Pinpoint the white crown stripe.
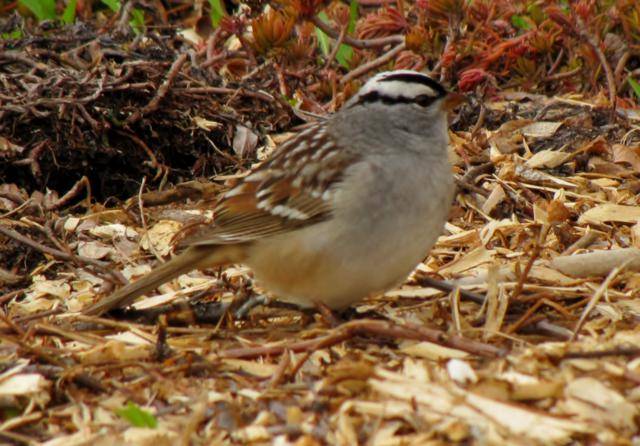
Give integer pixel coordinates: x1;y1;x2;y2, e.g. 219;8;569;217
343;70;447;109
361;80;437;100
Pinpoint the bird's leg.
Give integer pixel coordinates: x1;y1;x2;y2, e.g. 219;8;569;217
232;294;271;319
313;301;343;327
233;294;319;319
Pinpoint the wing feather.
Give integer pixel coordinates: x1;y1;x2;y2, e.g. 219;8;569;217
180;122;359;247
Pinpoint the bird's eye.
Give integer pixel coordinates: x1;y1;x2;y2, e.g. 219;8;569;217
414;95;434;107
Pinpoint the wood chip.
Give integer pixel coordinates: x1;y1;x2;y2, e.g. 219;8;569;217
578;204;640;225
551;248;640;277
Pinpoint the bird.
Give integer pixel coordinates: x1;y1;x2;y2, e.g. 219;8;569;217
83;70;460;316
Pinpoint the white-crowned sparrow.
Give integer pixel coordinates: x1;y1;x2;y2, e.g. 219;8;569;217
84;70;458;316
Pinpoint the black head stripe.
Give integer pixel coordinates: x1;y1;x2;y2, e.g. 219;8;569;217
379;73;448;98
350;91;438;108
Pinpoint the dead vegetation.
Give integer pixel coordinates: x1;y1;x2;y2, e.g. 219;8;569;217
1;1;640;444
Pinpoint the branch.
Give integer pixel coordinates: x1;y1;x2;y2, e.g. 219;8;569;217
311;16;404;49
125;53;188;125
219;319;506;359
574;16;617;115
0;224;125;286
414;275;486;305
340;43;406;84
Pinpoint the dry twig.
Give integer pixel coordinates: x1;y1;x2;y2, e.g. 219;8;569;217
340;43;406;84
310;16;404;49
220;319;505;359
125;53;188;125
571;260;629;341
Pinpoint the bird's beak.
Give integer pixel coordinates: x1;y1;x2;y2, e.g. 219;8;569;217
441;92;466;111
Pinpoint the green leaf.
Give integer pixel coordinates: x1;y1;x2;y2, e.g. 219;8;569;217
347;0;357;33
99;0;144;34
558;0;571;12
315;12;331;56
316;7;356;69
130;8;145;34
2;29;23;40
101;0;121;13
285;96;299;107
116;402;158;428
334;0;357;68
526;3;545;24
208;0;226;28
62;0;77;24
335;43;352;69
18;0;56;21
2;408;21;419
629;78;640;102
511;15;533;30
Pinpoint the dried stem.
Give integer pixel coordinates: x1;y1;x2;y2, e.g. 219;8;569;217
0;224;125;286
511;224;549;301
575;17;617;115
571;260;629;341
324;23;349;69
415;275;486;305
220;319;505;359
125;53;188;125
340;43;406;85
310;16;404;49
45;176;92;211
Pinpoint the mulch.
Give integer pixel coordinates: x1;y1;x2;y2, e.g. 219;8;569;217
1;4;640;445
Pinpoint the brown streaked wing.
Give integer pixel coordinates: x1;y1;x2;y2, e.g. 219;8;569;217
181;123;358;246
181;179;331;246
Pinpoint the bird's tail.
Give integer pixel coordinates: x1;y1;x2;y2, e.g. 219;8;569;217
82;245;226;316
